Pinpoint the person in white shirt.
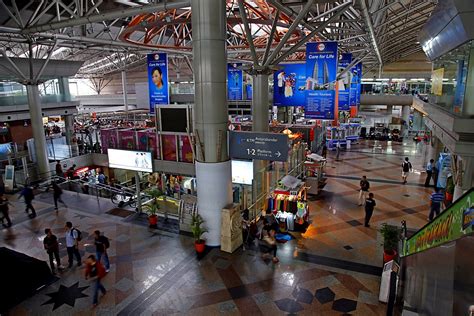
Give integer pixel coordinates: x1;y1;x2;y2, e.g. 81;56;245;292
277;71;285;95
65;221;82;268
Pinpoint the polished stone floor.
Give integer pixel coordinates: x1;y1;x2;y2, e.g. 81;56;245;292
0;139;435;315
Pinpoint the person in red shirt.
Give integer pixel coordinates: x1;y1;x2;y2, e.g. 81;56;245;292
85;254;107;307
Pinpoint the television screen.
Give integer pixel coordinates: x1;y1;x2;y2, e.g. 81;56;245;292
160;108;188;133
108;149;153;172
231;160;253;185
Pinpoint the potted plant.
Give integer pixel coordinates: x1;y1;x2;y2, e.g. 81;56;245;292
380;223;400;263
144;188;163;227
191;214;208;253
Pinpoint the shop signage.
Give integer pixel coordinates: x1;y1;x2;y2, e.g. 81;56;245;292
305;41;338;120
338;53;352;112
401;188;473;257
273;63;306;106
229;131;289;162
147;53;169;114
227;63;243;100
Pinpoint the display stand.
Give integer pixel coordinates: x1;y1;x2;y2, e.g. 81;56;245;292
304;153;327;196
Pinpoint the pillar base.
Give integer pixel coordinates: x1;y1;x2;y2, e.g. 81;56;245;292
195;160;232;246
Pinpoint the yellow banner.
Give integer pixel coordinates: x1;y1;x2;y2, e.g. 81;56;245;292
431;68;444;96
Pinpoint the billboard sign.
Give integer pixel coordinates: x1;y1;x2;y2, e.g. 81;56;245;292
229;131;289;162
227;63;243;100
338;53;352;111
273;63;306;106
147;53;169;113
108;149;153;173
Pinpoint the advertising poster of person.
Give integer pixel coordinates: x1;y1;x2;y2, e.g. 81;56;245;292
227;63;243;100
338;53;352;111
108;149;153;173
273;63;306;106
137;130;159;159
349;62;362;108
305;41;338;120
162;134;177;161
119;129;136;150
147;53;169;114
100;128;118;154
244;74;253;100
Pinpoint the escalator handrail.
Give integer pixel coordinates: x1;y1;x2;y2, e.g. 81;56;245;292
401;187;474;257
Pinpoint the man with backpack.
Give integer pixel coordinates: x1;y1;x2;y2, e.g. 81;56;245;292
93;230;110;272
401;157;412;184
65;221;82;268
19;185;36;217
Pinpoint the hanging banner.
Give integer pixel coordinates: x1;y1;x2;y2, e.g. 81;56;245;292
100;128;118;154
118;129;136;150
273;63;306;106
244;74;253;100
350;62;362;107
305;42;338;120
227;63;243;100
338;53;352;111
147;53;169;114
137;129;159;159
401;188;473;257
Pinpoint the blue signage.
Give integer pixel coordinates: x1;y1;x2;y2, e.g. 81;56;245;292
338;53;352;111
350;62;362;107
273;63;306;106
228;63;243;100
147;53;169;113
305;41;338;119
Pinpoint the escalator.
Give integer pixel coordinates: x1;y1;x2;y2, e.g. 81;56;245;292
399;188;474;316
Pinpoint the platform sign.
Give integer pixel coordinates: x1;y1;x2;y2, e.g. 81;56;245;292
228;63;243;100
305;41;338;120
338;53;352;111
273;63;306;106
147;53;169;114
229;131;289;162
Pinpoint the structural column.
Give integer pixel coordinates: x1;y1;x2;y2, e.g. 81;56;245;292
121;70;129;117
58;77;71;102
192;0;232;246
26;84;50;177
386;105;393;115
401;105;410;137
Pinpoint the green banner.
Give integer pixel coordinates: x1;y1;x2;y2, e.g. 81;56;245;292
401;188;473;257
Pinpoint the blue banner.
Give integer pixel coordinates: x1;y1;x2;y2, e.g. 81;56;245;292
244;74;252;100
228;63;243;100
349;62;362;107
147;53;169;113
273;63;306;106
305;42;338;119
338;53;352;111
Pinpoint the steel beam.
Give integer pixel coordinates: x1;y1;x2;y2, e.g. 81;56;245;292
237;0;260;66
359;0;382;65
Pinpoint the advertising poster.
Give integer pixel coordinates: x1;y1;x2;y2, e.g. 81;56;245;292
180;135;193;163
227;63;243;100
305;41;338;120
162;134;177;161
273;63;306;106
119;129;136;150
436;153;452;189
432;68;444;96
108;149;153;173
100;128;118;154
338;53;352;111
453;60;467;113
350;62;362;107
147;53;169;114
137;129;159;159
244;74;253;100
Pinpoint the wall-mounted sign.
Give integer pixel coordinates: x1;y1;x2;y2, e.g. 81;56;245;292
108;149;153;173
305;41;338;120
273;63;306;106
229;131;289;162
228;63;243;100
147;53;169;113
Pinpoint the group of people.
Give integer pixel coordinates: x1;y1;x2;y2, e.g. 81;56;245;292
43;222;110;307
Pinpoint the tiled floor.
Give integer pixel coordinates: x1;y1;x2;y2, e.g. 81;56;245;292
0;139;435;315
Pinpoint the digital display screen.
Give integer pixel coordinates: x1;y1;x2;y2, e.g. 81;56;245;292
231;160;253;185
108;149;153;172
160;108;188;133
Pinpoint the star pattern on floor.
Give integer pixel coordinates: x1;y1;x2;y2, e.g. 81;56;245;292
41;282;89;311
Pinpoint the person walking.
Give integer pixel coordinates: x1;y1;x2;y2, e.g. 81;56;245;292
0;193;12;227
93;230;110;273
19;185;36;217
55;161;63;178
262;226;279;263
65;221;82;268
52;182;67;214
425;159;434;187
358;176;370;206
401;157;412;184
364;193;376;227
43;228;62;273
429;188;444;221
85;254;107;307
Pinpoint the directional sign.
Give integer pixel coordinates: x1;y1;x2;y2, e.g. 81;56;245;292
229;131;289;162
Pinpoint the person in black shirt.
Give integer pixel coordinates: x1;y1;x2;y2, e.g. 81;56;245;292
94;230;110;272
44;228;62;273
52;182;67;213
364;193;376;227
19;185;36;217
358;176;370;206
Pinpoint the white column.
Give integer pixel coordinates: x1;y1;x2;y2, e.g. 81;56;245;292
401;105;410;137
121;70;129;118
26;85;50;177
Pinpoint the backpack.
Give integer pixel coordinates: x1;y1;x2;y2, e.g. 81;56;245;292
71;228;83;241
402;162;410;172
23;187;34;200
103;236;110;249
